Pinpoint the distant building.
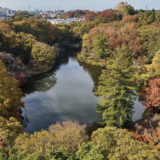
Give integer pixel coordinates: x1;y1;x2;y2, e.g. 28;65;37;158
31;10;42;16
6;9;15;17
0;7;6;17
0;7;15;18
54;10;65;15
47;17;85;25
40;10;65;19
48;19;67;24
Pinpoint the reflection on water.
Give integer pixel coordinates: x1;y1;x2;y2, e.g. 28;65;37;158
22;52;146;134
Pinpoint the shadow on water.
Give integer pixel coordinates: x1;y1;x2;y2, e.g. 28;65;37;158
21;51;146;134
21;52;70;94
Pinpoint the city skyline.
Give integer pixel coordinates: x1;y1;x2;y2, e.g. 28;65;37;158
0;0;160;11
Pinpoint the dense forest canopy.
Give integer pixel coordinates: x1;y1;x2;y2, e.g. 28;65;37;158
1;1;160;159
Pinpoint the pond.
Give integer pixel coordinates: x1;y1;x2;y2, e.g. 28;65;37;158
21;51;146;134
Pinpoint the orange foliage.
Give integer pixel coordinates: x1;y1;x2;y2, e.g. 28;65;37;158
0;141;4;147
26;18;39;26
140;76;160;108
48;22;60;42
65;10;88;18
100;10;115;19
85;11;97;21
0;23;11;32
122;15;136;23
86;22;144;56
129;131;148;143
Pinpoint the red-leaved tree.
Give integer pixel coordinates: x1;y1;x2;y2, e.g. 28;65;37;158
140;76;160;109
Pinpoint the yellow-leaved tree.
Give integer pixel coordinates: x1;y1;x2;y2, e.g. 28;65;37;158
146;50;160;76
0;59;23;120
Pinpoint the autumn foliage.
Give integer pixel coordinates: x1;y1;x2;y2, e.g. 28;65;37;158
1;2;160;159
140;76;160;109
0;59;23;120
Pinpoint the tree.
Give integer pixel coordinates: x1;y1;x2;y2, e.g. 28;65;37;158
14;121;87;158
0;117;23;147
64;10;86;19
93;32;111;60
123;5;135;15
0;116;23;160
140;76;160;109
146;50;160;76
71;21;96;38
138;25;160;59
120;23;144;58
45;148;76;160
0;149;8;160
14;130;51;158
133;114;160;147
31;41;57;68
115;2;135;15
0;59;23;120
136;11;156;27
0;24;36;63
99;10;116;22
76;142;104;160
14;11;33;18
12;19;59;44
80;21;145;62
111;136;160;160
82;34;92;56
156;11;160;22
122;15;136;23
76;127;160;160
96;46;137;127
48;121;87;153
115;2;129;11
85;11;97;21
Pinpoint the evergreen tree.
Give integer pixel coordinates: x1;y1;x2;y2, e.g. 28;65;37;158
76;127;160;160
93;33;111;60
96;46;137;127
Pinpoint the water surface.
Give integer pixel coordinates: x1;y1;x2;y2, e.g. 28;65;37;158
22;52;146;134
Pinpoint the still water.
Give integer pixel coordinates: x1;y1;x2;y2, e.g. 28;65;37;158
22;52;146;134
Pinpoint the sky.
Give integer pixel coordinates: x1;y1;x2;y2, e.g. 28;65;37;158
0;0;159;11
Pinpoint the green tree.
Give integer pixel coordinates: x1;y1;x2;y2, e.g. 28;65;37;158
13;121;87;158
146;50;160;76
96;46;136;127
0;117;23;147
0;149;8;160
48;121;87;153
115;2;135;15
0;24;36;63
93;33;111;60
71;21;96;38
123;5;135;15
15;11;33;18
156;11;160;21
139;25;160;59
31;42;57;68
0;117;23;160
45;148;76;160
76;142;104;160
82;34;92;56
76;127;160;160
136;11;156;27
150;50;160;74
